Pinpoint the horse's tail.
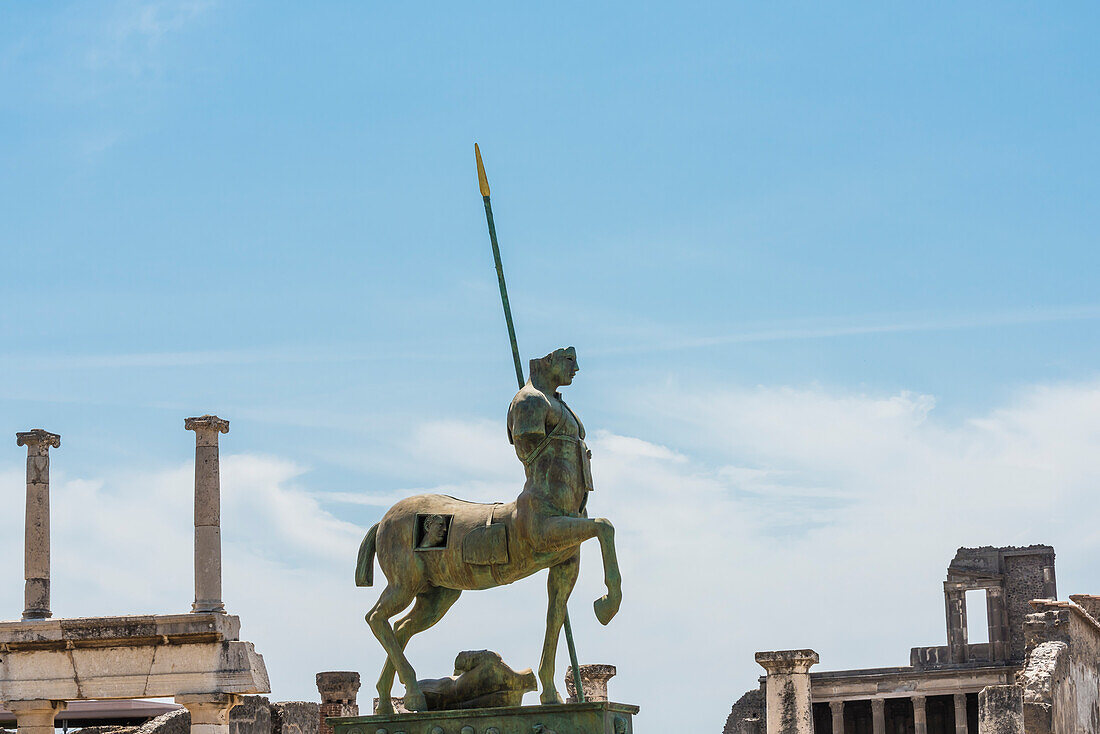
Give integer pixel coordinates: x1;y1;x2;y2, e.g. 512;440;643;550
355;522;379;587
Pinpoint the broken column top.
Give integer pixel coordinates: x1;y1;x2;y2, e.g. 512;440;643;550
185;416;230;433
755;650;820;673
16;430;60;450
316;671;361;703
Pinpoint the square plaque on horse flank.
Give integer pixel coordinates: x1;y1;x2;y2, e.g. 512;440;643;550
414;513;453;551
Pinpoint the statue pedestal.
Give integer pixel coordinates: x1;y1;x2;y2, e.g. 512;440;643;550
329;701;638;734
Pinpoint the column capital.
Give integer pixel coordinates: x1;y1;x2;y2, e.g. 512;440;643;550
16;430;60;454
829;700;844;712
755;649;819;674
912;694;927;705
175;693;240;725
870;698;885;712
186;415;229;438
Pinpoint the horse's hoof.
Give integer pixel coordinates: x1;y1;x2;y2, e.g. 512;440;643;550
594;594;620;625
540;689;564;705
404;691;428;712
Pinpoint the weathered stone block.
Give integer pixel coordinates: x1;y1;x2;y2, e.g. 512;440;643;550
271;702;318;734
978;685;1023;734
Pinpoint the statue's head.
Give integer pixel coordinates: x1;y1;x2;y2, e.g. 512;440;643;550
530;346;579;387
421;514;448;547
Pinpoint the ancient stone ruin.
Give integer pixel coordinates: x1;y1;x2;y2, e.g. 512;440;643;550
0;419;269;734
728;544;1100;734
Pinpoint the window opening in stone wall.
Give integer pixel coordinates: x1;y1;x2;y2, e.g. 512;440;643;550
966;589;989;644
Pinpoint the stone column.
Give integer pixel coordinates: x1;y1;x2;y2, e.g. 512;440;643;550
978;685;1023;734
565;664;617;703
317;671;360;734
186;415;229;614
829;700;845;734
945;585;969;664
755;650;818;734
987;587;1008;662
870;699;885;734
912;695;927;734
7;700;66;734
17;429;60;620
177;694;240;734
954;693;968;734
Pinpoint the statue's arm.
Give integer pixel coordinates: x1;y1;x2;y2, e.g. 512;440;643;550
509;394;549;461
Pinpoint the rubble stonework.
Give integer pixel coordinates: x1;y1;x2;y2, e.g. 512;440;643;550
130;699;318;734
722;687;764;734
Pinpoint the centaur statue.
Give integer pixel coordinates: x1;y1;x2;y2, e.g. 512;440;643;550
356;346;622;713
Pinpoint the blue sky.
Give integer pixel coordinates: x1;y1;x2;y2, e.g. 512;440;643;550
2;3;1099;731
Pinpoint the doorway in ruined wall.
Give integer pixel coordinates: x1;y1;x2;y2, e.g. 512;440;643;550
966;589;990;654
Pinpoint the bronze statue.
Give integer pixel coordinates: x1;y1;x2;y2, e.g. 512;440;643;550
356;347;622;713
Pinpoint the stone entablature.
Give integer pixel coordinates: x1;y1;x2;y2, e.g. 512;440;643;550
0;612;268;701
809;663;1018;702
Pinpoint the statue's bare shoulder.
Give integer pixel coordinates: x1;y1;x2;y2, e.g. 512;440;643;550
508;385;553;445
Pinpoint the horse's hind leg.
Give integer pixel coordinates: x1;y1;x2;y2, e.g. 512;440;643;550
366;583;423;712
539;553;580;704
375;586;462;713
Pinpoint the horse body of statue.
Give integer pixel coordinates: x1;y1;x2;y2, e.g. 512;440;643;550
357;347;622;713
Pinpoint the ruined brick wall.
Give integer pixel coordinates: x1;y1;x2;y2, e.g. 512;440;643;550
723;685;765;734
1020;602;1100;734
1004;553;1050;661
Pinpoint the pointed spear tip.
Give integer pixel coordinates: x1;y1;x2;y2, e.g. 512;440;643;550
475;143;490;197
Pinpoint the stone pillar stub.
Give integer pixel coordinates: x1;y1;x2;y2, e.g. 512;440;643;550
871;699;885;734
565;663;616;703
913;694;928;734
17;429;60;621
954;693;969;734
987;587;1008;663
177;693;241;734
755;650;818;734
945;585;969;664
317;671;360;734
978;685;1023;734
829;700;845;734
186;415;229;614
7;700;67;734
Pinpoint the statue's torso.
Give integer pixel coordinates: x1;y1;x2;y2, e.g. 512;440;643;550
508;387;592;520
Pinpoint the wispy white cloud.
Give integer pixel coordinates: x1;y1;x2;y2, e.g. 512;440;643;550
593;303;1100;355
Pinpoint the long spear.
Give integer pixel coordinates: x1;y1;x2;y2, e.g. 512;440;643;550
475;143;586;704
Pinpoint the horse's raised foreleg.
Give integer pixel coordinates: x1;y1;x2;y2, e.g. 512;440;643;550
375;586;462;713
539;554;580;704
366;583;425;712
538;515;622;625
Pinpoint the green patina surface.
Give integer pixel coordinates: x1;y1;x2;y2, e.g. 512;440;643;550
329;701;638;734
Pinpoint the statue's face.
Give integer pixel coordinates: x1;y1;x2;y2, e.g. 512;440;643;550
552;347;579;386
